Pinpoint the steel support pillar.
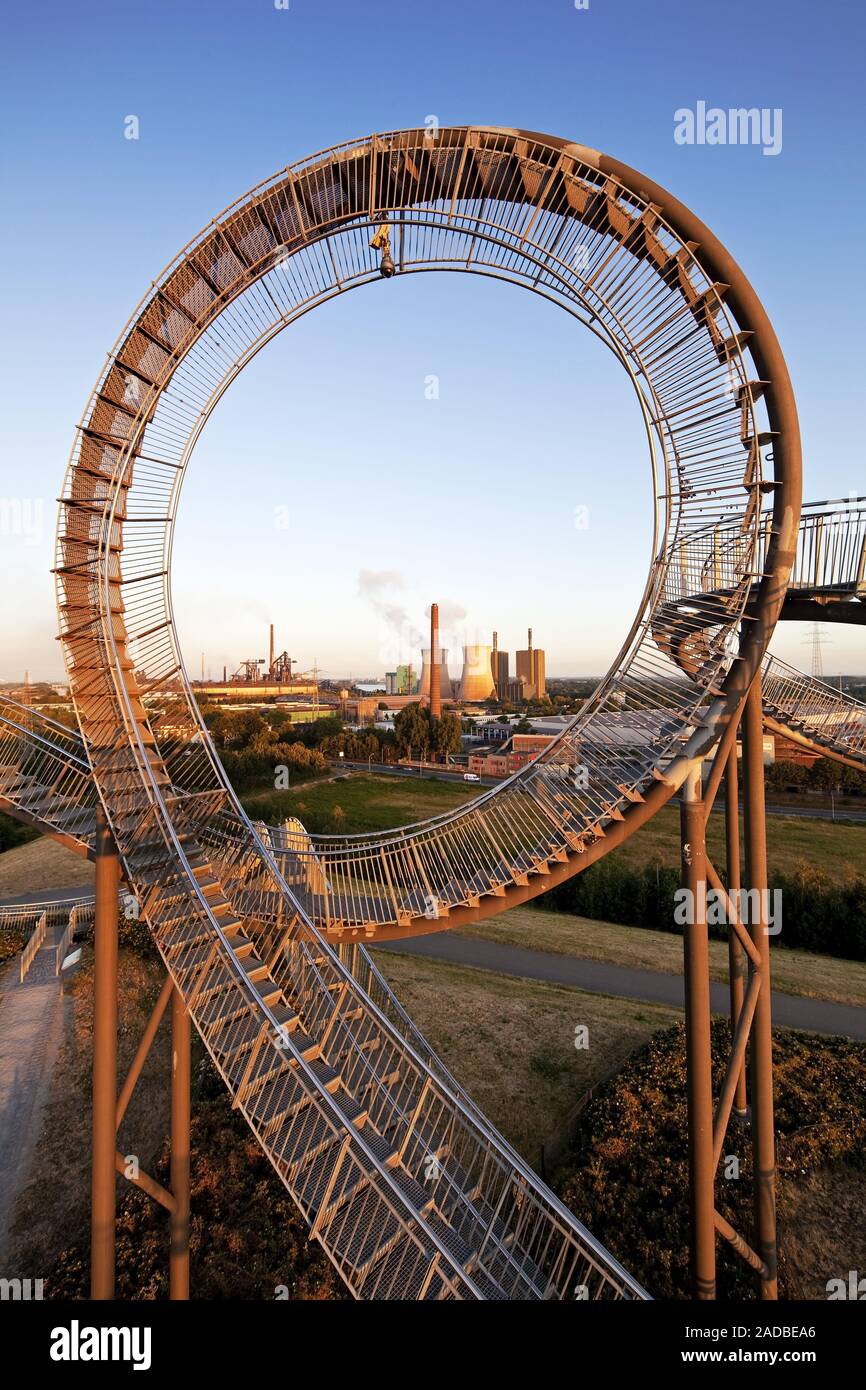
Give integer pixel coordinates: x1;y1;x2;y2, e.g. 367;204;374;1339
680;762;716;1300
91;805;120;1300
741;675;778;1299
725;745;748;1119
170;988;191;1300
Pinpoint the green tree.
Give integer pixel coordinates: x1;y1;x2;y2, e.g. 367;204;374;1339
431;711;462;759
394;702;431;758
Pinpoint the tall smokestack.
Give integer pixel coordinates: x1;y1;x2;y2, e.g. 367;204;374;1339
528;627;533;656
269;624;275;675
429;602;441;720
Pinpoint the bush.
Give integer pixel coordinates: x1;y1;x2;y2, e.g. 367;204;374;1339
0;811;39;853
0;921;28;962
554;1020;866;1299
539;858;866;960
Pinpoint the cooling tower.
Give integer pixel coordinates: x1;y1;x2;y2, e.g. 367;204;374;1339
458;645;495;702
417;648;451;700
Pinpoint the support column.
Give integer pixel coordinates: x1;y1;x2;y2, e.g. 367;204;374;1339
170;988;191;1300
725;744;748;1119
680;762;716;1300
741;674;778;1300
91;805;120;1300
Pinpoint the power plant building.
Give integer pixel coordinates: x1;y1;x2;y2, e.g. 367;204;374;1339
515;628;546;699
490;631;509;699
385;668;415;695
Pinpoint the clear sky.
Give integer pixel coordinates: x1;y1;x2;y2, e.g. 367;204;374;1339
1;0;863;682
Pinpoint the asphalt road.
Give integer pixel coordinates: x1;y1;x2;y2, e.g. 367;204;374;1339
4;884;863;1041
338;761;499;787
0;885;93;908
375;932;866;1040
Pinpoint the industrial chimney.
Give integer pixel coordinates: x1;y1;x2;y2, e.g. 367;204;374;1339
429;603;442;720
418;647;451;702
269;624;275;676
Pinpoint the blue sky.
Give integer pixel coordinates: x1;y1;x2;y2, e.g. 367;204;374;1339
1;0;863;680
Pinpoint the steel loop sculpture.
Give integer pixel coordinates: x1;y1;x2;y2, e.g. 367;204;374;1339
1;129;862;1301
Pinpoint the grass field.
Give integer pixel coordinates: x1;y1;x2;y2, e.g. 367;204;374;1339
458;905;866;1007
0;837;94;897
245;774;864;875
241;771;480;834
608;803;866;883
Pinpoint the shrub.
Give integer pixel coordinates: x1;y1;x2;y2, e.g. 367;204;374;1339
539;858;866;960
554;1020;866;1299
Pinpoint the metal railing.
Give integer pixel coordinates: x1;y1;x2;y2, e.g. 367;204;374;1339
672;495;866;601
55;899;94;973
762;656;866;761
19;910;47;982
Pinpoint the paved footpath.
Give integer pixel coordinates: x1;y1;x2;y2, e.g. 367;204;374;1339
376;932;866;1040
0;925;68;1266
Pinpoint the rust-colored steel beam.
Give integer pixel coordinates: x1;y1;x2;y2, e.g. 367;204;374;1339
725;746;748;1119
115;972;174;1129
714;1210;768;1278
170;988;191;1300
91;804;120;1300
742;674;778;1300
114;1152;175;1213
713;970;761;1169
680;763;716;1300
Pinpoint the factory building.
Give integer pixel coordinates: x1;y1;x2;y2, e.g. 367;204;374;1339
515;628;546;699
490;631;509;700
385;665;415;696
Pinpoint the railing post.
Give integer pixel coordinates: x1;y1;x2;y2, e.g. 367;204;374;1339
170;987;191;1300
741;673;778;1300
680;761;715;1300
725;745;748;1119
91;805;120;1299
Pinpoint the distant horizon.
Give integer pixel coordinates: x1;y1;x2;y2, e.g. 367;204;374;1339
5;667;866;688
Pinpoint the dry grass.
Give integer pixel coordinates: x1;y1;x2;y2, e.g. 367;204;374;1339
610;804;865;883
371;950;679;1161
0;837;93;898
778;1164;866;1299
459;906;866;1008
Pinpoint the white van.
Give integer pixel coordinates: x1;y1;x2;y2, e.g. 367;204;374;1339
463;771;480;782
